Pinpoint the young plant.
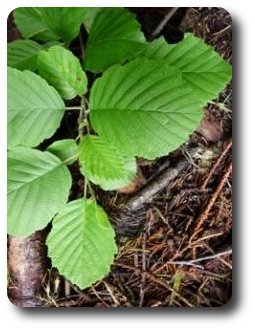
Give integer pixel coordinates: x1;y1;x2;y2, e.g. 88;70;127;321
7;7;232;289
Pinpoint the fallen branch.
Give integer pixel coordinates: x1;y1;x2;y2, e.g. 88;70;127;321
8;231;47;307
112;146;201;237
125;146;201;212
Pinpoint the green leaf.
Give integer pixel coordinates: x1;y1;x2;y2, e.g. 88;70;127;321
83;8;103;31
90;59;202;159
8;67;65;148
46;198;117;289
8;147;72;236
13;8;59;42
42;40;64;48
37;45;88;100
84;8;146;72
7;39;42;71
39;7;88;43
14;7;87;43
79;135;136;190
47;139;78;165
141;33;232;103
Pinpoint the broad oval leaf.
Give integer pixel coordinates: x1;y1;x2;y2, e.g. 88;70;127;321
8;67;65;148
141;33;232;103
79;135;136;190
8;147;72;236
46;198;117;289
84;8;146;72
7;39;42;71
47;139;78;165
13;8;59;42
90;59;203;159
39;7;87;43
14;7;87;43
83;8;103;31
38;45;88;100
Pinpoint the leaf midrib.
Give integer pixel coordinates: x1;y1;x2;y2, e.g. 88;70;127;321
8;161;63;195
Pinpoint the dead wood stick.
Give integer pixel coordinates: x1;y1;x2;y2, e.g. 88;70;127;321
8;231;47;307
112;146;201;237
190;161;232;242
125;147;201;212
151;7;179;38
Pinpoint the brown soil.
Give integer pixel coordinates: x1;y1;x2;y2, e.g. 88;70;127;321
7;7;232;307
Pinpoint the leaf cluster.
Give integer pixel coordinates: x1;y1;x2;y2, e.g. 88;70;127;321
7;7;232;289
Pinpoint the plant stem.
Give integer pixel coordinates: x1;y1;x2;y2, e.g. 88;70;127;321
78;96;88;138
82;96;90;135
62;153;79;165
65;106;82;111
78;96;95;200
87;180;96;201
84;176;88;199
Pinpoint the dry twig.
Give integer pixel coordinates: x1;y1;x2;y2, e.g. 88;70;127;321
190;161;232;242
165;248;232;269
114;262;194;307
202;139;232;189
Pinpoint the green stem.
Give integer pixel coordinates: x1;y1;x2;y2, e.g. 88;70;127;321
84;176;88;199
87;181;96;201
82;96;90;135
77;96;94;200
62;153;79;165
78;96;87;138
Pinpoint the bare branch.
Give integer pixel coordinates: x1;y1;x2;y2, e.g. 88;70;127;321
112;146;202;237
125;146;201;212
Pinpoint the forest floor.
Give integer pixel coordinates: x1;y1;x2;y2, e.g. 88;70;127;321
7;7;232;307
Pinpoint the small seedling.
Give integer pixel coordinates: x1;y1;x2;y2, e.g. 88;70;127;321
7;7;232;289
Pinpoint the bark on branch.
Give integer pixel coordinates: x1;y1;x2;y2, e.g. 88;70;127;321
8;231;47;307
112;146;201;237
